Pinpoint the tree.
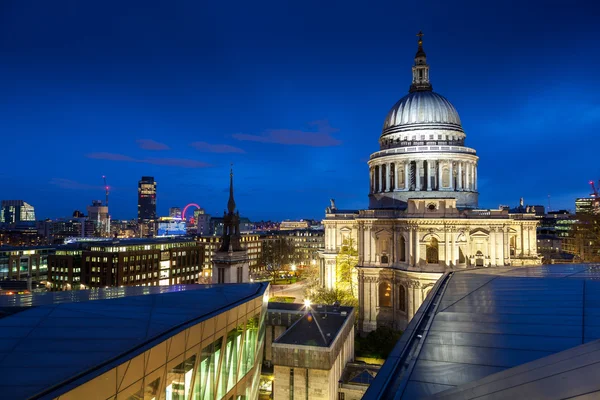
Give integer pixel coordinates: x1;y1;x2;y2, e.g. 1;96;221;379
336;237;359;298
261;237;295;281
311;287;358;308
571;214;600;262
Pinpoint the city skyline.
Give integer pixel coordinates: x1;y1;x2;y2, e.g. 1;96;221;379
1;0;599;221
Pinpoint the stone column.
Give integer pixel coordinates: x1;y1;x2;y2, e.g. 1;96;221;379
404;161;410;191
445;226;450;267
379;165;383;193
424;160;431;191
490;228;496;266
474;164;478;191
365;226;371;264
438;160;443;191
391;227;396;264
449;161;454;191
503;227;509;265
415;161;422;191
467;162;472;191
407;226;413;265
527;226;532;256
458;162;463;191
385;163;391;192
394;165;399;191
523;225;529;257
520;225;524;257
450;230;456;267
414;228;420;267
358;225;364;264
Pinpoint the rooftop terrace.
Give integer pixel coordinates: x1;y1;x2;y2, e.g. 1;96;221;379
364;264;600;400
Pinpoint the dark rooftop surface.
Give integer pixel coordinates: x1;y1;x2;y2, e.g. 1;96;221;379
60;236;196;249
275;304;353;347
0;283;268;399
341;362;381;386
363;264;600;400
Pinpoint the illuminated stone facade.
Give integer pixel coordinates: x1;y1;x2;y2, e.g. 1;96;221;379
319;34;540;333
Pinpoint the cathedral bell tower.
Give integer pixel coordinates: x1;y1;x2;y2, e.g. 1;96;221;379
211;168;250;284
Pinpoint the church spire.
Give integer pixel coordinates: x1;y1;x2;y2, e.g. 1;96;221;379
227;165;236;214
409;31;433;93
218;165;243;253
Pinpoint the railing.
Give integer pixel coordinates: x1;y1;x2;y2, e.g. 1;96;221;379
370;145;477;160
358;209;404;218
380;140;465;149
362;271;454;400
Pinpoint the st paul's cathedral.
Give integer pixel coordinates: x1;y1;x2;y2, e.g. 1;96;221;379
319;33;541;333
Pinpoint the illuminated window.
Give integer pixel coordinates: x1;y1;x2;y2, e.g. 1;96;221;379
379;282;392;307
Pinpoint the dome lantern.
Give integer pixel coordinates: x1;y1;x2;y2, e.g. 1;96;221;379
410;31;432;93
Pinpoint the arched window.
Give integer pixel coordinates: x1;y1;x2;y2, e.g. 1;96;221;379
379;282;392;308
426;237;439;264
398;285;406;312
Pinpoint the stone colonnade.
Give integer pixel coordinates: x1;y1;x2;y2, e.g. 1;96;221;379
370;159;478;193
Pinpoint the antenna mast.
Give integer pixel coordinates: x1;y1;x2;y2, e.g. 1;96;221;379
102;176;109;207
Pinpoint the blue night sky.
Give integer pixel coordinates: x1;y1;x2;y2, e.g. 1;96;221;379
1;0;599;221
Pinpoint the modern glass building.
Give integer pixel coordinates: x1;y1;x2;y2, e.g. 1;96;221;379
138;176;157;223
0;282;269;399
0;200;36;223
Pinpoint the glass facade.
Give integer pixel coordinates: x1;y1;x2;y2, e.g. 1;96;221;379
56;289;268;400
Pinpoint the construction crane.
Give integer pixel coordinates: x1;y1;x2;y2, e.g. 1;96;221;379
102;175;109;207
590;180;599;198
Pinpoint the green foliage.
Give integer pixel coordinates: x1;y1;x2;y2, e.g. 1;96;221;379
355;327;403;359
336;237;359;299
310;287;358;308
268;296;295;303
272;278;297;285
261;238;295;281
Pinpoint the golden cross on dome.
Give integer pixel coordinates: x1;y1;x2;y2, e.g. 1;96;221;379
417;30;424;45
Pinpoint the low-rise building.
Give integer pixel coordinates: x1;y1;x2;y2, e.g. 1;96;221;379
48;237;203;290
271;303;355;400
210;216;254;236
0;245;53;283
260;229;324;268
196;234;262;281
280;220;309;230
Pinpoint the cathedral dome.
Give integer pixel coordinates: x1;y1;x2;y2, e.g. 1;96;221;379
382;91;462;132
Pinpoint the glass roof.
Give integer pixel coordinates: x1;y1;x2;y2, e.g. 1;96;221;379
0;283;268;399
364;264;600;400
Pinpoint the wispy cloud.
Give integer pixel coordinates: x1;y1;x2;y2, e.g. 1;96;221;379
191;141;245;153
49;178;103;190
136;139;170;151
144;158;211;168
86;152;211;168
232;120;342;147
88;152;136;162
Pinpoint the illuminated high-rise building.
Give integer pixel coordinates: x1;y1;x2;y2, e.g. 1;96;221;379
137;176;157;223
0;200;36;224
169;207;181;219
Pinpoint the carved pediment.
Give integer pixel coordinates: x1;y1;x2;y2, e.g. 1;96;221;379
470;228;490;237
374;228;392;238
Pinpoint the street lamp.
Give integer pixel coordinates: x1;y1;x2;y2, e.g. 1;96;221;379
304;298;311;309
